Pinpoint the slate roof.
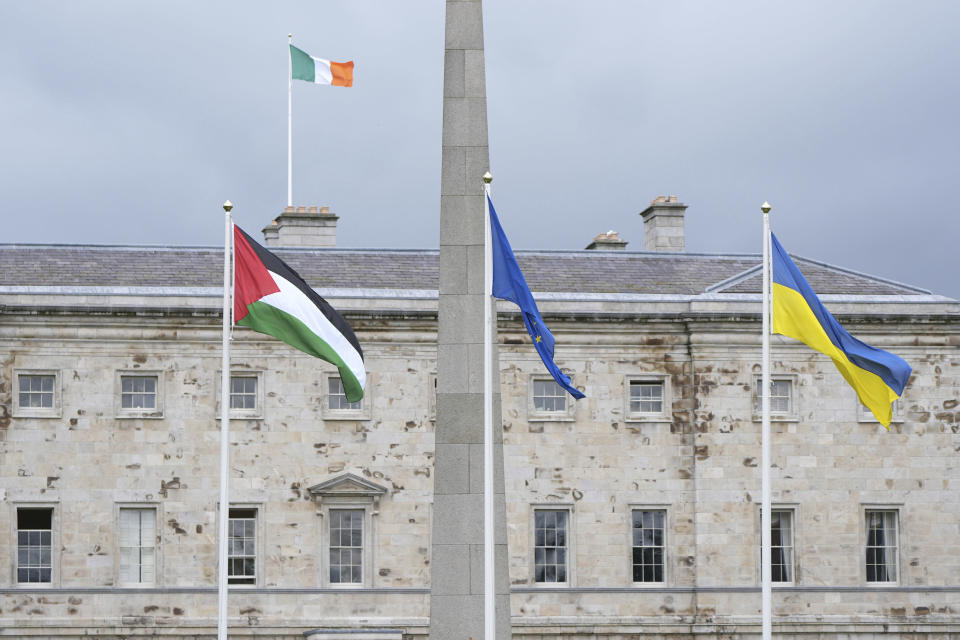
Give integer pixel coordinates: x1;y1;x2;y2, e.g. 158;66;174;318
0;244;930;296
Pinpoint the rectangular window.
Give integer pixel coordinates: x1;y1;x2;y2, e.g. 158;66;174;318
534;509;568;583
19;375;55;409
328;376;361;411
117;371;163;418
629;380;663;414
866;510;898;583
228;508;257;585
119;508;156;585
230;375;258;410
771;509;794;583
631;509;665;583
533;379;566;413
753;376;797;419
121;375;157;410
754;378;792;414
768;379;792;414
13;370;61;418
17;508;53;584
329;509;364;584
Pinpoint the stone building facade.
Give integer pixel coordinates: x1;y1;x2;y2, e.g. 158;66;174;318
1;202;959;638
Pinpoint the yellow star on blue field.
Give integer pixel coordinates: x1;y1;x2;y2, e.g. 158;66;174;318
535;335;542;343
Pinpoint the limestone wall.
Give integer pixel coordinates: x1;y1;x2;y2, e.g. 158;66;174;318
1;304;958;638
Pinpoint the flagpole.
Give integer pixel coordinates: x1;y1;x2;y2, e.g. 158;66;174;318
760;200;772;640
482;171;495;640
287;34;293;208
217;200;234;640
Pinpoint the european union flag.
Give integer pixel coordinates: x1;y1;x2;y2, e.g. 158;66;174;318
488;195;585;400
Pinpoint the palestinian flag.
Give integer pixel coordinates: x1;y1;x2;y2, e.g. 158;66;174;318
233;225;365;401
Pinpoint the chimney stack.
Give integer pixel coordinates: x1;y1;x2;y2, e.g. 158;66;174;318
262;205;338;248
639;195;687;252
585;230;628;250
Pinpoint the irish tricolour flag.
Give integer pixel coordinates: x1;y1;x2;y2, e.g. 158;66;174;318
233;226;365;401
290;44;354;87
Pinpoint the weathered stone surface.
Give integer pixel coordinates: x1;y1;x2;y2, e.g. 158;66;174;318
0;272;958;639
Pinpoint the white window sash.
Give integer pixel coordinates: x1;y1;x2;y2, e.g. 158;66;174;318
119;508;156;585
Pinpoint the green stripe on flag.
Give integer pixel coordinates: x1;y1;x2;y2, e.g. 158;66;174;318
238;300;364;401
290;45;315;83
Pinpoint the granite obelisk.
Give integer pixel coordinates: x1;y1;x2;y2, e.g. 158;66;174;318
430;0;510;637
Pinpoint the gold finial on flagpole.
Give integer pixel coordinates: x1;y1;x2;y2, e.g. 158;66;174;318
223;200;233;213
761;201;771;214
482;171;493;184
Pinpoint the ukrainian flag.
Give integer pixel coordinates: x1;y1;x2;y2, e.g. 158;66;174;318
771;233;911;427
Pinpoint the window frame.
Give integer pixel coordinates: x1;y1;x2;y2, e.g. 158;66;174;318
629;506;669;586
115;371;164;419
216;370;265;420
755;504;800;586
531;504;574;587
756;505;798;585
12;502;59;587
528;376;576;422
115;503;160;587
308;473;387;589
863;506;901;585
752;374;798;422
12;370;61;419
321;373;371;421
770;508;797;585
858;398;904;424
226;504;264;588
327;508;367;587
624;375;671;423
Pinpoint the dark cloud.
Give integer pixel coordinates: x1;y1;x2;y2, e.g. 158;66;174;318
2;1;957;297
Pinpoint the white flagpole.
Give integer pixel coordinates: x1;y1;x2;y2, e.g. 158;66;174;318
482;171;495;639
287;34;293;208
217;200;234;640
760;201;772;640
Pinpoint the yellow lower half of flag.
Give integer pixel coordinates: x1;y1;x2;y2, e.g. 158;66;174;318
772;282;900;427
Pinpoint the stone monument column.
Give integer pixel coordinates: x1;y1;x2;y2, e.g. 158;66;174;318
430;0;510;638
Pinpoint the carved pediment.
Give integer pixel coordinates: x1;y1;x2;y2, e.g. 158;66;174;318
307;473;388;499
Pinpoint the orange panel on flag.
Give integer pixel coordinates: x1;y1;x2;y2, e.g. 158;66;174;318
330;61;354;87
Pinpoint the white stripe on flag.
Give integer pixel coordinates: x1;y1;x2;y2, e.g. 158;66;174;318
261;271;366;387
312;56;333;85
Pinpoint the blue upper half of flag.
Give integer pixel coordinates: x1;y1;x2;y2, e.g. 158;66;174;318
488;195;585;400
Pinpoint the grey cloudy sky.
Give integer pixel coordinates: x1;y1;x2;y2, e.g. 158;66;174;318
2;2;958;298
